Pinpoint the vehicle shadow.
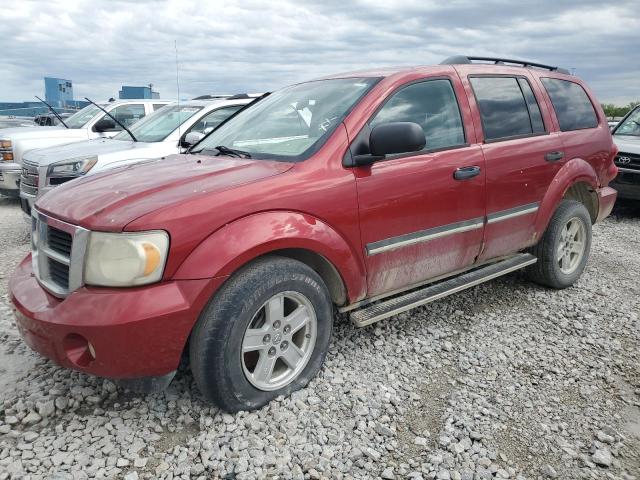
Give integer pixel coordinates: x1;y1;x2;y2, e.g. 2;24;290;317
611;199;640;218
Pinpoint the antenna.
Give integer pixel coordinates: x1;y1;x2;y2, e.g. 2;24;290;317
175;40;182;147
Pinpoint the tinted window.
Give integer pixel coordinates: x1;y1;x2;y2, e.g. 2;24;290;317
97;104;146;131
190;106;243;135
517;78;545;133
370;79;465;150
471;77;533;140
541;78;598;131
153;103;167;111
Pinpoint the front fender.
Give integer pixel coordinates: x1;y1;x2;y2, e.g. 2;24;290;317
173;211;367;303
535;157;598;235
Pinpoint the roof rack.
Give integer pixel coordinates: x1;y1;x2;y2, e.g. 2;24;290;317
441;55;571;75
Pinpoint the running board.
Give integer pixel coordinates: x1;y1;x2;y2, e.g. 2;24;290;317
350;253;537;327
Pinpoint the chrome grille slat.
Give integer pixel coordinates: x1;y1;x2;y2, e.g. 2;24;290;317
21;160;40;197
31;210;89;298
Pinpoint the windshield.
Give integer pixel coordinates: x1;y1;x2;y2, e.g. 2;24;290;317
64;105;104;129
614;107;640;137
194;77;380;161
114;104;203;142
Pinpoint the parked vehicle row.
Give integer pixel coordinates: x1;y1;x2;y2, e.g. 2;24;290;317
8;55;618;412
0;99;168;198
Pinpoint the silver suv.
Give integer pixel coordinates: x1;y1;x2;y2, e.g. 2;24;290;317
0;99;168;198
611;105;640;200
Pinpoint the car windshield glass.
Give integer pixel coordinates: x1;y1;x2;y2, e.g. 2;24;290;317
194;78;380;161
114;105;203;142
614;107;640;137
64;105;104;129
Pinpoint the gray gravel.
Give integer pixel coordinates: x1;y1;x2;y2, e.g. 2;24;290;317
0;195;639;480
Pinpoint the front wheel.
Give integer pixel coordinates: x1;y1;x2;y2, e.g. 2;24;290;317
190;256;333;412
526;199;592;289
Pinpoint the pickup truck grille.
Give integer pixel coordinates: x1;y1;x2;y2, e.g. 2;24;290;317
20;160;39;196
615;152;640;171
32;210;89;298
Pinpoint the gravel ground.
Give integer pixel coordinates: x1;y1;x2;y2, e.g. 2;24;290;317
0;195;639;480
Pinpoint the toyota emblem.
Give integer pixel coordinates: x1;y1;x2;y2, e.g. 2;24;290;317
618;156;632;165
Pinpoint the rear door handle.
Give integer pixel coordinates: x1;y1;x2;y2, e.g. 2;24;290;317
453;165;481;180
545;151;564;162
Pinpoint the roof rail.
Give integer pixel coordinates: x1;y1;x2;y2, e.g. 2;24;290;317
441;55;571;75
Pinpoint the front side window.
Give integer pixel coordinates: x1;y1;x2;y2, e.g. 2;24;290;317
114;104;204;142
370;79;465;151
153;103;168;111
64;105;104;129
613;107;640;137
471;77;538;141
189;106;243;135
541;78;598;131
194;78;380;161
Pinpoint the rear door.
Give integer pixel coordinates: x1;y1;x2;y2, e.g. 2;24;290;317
461;73;564;261
352;76;486;296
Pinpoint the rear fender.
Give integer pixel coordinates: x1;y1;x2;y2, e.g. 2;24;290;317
173;211;367;303
535;157;598;236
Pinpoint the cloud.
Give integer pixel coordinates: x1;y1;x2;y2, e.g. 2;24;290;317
0;0;638;104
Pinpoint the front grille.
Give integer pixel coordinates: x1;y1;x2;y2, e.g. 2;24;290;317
32;210;89;298
615;152;640;171
20;160;39;196
47;226;72;257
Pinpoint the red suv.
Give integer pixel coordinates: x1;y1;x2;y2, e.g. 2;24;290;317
10;56;618;412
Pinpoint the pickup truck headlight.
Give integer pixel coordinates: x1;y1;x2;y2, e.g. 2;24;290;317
0;139;12;161
48;156;98;178
84;231;169;287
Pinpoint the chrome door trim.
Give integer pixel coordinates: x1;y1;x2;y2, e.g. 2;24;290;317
486;202;539;224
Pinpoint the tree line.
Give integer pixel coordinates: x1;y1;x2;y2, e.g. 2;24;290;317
601;101;639;118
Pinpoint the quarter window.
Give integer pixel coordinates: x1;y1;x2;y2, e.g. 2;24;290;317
541;78;598;131
370;79;465;151
470;77;543;141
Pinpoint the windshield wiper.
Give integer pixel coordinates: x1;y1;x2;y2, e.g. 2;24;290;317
211;145;252;158
84;97;138;142
35;96;69;128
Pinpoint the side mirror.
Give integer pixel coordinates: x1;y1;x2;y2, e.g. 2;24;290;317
182;131;205;148
93;118;117;132
351;122;426;166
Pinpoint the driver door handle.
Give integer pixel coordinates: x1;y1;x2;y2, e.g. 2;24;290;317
545;151;565;162
453;165;481;180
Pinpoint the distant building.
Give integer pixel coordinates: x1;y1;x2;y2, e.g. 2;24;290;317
44;77;74;108
119;85;160;99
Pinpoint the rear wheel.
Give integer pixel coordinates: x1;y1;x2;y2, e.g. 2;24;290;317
190;256;333;412
526;200;592;289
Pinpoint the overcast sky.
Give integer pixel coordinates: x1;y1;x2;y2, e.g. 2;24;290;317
1;0;638;105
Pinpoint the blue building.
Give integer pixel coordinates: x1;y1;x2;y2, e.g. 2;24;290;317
44;77;74;108
119;85;160;99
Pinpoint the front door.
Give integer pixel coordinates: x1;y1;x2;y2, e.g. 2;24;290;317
352;78;486;297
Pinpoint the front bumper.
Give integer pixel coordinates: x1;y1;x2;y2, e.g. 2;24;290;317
10;255;224;379
609;169;640;201
0;163;20;197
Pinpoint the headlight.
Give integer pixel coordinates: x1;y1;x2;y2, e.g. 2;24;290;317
48;156;98;178
0;139;12;161
84;231;169;287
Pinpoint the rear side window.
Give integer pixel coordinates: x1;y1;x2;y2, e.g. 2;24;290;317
370;79;465;151
541;78;598;131
470;77;545;141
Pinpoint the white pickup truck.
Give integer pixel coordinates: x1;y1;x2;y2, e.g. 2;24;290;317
19;96;257;214
0;99;168;198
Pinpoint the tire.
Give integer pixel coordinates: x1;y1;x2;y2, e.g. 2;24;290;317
526;199;592;289
190;256;333;412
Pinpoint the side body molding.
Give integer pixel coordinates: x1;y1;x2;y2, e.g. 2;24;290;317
173;211;368;303
534;157;599;236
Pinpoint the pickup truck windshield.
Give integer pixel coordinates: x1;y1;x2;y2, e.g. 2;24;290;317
114;105;203;143
614;107;640;137
194;78;379;161
64;105;105;129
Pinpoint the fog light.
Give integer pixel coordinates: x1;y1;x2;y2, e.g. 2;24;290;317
63;334;96;367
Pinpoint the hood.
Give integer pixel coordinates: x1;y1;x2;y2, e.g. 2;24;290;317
36;154;294;230
0;125;86;141
23;138;162;167
613;135;640;153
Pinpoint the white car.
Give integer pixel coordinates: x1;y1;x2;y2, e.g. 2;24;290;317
0;99;169;198
19;96;257;214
